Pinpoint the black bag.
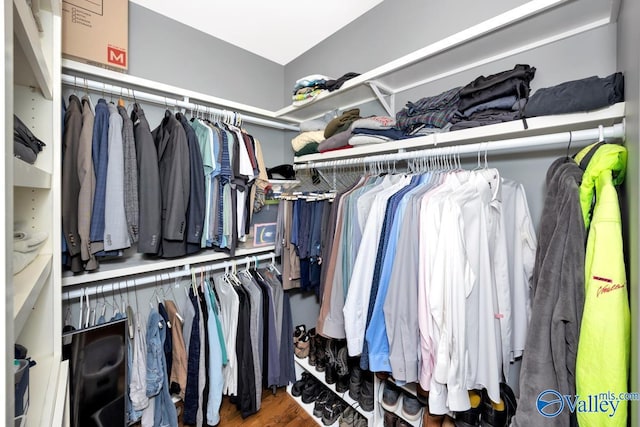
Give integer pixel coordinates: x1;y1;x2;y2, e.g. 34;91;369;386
14;114;46;164
458;64;536;112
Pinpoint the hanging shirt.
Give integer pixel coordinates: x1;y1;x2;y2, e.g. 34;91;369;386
344;175;411;356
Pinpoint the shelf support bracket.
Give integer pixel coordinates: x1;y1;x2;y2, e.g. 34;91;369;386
366;81;395;116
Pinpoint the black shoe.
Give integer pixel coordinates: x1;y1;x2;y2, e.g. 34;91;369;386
358;371;374;412
322;398;348;426
336;374;350;393
454;402;481;427
291;372;312;397
348;363;363;401
480;383;517;427
302;378;324;404
313;389;334;418
315;335;327;372
325;361;337;385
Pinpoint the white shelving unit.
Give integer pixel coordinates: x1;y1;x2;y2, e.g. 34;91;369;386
291;356;374;425
4;1;65;426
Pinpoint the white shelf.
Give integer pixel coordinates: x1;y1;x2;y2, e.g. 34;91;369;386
61;59;299;132
24;353;62;427
276;0;617;122
13;0;53;99
61;244;276;286
294;356;374;423
286;384;325;427
294;102;626;163
13;254;52;337
13;158;52;189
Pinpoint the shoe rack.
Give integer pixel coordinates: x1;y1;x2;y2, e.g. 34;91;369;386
290;356;374;426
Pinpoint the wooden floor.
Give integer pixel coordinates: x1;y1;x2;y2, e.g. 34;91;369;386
217;388;318;427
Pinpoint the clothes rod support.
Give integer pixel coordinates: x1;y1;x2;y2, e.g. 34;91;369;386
294;123;625;170
61;252;277;301
61;74;300;132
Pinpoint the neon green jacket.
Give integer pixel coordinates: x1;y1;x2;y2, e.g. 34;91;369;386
575;143;629;427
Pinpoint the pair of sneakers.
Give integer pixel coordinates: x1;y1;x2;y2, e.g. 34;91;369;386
381;381;424;421
312;388;349;426
339;406;368;427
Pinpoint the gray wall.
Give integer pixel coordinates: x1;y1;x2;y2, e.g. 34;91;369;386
284;0;529;105
128;3;284;112
617;0;640;425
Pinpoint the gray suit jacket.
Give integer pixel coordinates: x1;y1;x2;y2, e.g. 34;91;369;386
119;105;139;244
152;110;190;258
131;103;161;254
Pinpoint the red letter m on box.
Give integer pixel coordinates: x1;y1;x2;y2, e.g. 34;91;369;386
107;46;127;67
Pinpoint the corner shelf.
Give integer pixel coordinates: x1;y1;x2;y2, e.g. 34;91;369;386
13;0;53;99
294;356;374;424
13;158;52;189
275;0;617;122
13;254;53;337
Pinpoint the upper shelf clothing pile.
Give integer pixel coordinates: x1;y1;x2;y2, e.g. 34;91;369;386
290;66;625;156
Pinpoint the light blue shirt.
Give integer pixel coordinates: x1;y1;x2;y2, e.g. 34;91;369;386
366;173;432;373
203;282;223;425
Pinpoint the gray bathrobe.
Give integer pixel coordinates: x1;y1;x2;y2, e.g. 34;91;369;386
512;158;585;427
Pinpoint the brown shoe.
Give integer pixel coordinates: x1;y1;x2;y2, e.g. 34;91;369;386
294;333;310;358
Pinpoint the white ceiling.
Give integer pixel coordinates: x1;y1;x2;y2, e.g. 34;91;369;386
130;0;384;65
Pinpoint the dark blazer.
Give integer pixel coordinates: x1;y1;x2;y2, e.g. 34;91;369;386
131;103;162;254
176;113;205;255
152;110;190;258
61;95;83;271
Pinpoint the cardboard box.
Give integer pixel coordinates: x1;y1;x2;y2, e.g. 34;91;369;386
62;0;128;71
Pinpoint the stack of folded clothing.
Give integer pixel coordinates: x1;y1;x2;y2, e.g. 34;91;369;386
324;108;361;138
349;116;409;145
14;114;46;164
324;72;360;92
452;64;536;130
396;87;462;135
523;72;624;117
292;74;332;106
292;130;325;156
13;230;49;274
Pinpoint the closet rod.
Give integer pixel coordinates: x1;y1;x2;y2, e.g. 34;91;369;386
293;122;625;170
61;74;301;132
61;252;277;301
